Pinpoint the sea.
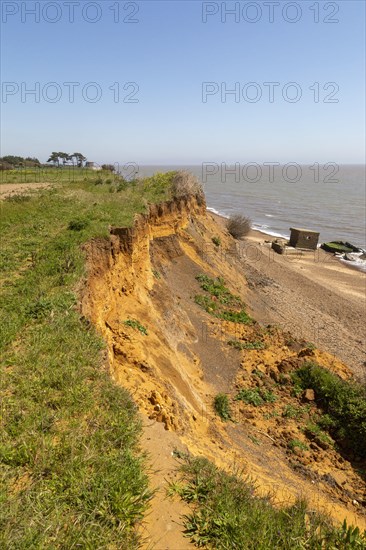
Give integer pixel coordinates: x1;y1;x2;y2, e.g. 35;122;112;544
129;164;366;271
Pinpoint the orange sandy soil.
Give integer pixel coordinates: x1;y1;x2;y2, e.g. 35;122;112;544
82;201;366;548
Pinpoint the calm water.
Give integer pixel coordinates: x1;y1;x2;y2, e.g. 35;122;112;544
137;164;366;251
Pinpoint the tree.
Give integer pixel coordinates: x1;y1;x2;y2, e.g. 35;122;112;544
102;164;115;172
59;152;71;167
47;152;60;167
25;157;41;165
71;153;86;168
2;155;24;166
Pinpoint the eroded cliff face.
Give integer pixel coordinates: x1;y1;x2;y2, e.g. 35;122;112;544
81;195;366;531
81;194;210;432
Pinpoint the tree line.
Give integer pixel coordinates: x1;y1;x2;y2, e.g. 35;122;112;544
0;153;115;172
0;156;41;170
47;152;87;168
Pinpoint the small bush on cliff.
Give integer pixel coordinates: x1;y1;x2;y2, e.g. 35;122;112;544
226;214;252;239
214;393;232;421
171;171;204;200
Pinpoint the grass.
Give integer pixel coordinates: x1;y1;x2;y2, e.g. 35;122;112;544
0;171;178;547
227;339;265;350
123;319;148;336
195;275;242;307
292;362;366;458
304;423;334;449
282;404;307;419
194;274;253;325
1;166;111;185
235;388;277;406
171;456;366;549
288;439;309;453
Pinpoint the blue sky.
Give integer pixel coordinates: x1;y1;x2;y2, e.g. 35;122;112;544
1;0;365;164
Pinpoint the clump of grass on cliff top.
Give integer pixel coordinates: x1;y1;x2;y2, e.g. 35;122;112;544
0;171;183;547
292;362;366;459
172;456;366;549
194;274;253;325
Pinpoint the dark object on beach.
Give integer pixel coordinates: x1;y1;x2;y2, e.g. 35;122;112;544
289;227;320;250
226;214;252;239
321;241;361;254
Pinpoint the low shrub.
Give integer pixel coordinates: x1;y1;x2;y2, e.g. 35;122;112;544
292;362;366;457
226;214;252;239
214;393;232;421
68;218;89;231
171;170;204;199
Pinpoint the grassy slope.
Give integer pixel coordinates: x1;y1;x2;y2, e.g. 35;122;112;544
173;456;366;549
0;171;175;548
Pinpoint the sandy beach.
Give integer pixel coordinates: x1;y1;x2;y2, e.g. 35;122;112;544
210;212;366;379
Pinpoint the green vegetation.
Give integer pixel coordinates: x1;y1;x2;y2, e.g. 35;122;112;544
194;274;253;325
282;404;307;419
292;362;366;457
172;456;366;549
212;236;221;247
67;218;90;231
304;423;334;448
304;342;316;350
1;166;100;185
196;275;241;306
0;171;180;547
47;152;86;168
214;394;232;422
288;439;309;453
220;310;252;323
235;388;277;406
123;319;148;336
0;155;41;170
227;339;265;350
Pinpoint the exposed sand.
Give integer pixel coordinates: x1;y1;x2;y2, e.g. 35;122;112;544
0;182;53;199
211;212;366;379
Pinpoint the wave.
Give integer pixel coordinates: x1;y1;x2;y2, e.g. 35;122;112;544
206;206;229;219
337;253;366;273
253;226;290;239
